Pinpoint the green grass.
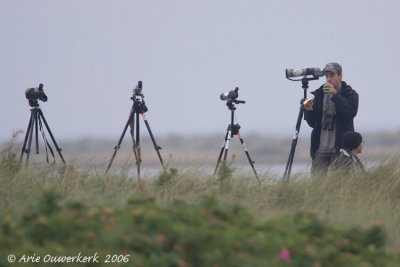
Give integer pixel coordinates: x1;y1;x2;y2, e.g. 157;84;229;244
2;137;400;266
3;162;400;247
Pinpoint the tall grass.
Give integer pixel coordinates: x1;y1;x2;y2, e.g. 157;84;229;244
2;138;400;252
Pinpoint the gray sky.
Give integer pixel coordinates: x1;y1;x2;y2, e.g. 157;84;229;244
1;0;399;141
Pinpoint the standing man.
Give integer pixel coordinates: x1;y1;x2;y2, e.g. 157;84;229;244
303;62;359;175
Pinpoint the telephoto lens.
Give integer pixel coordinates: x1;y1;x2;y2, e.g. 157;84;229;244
285;68;324;78
220;87;239;101
134;81;143;95
25;84;47;102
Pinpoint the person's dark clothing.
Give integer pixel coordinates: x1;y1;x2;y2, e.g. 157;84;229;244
305;81;359;160
311;150;336;174
332;149;366;173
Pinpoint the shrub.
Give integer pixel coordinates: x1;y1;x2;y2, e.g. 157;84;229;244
157;168;178;186
0;191;399;266
0;131;22;177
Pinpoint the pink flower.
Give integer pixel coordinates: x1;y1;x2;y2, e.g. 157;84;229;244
101;216;107;223
156;234;166;244
280;249;291;261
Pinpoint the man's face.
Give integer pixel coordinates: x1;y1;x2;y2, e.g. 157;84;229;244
325;71;342;89
354;142;363;154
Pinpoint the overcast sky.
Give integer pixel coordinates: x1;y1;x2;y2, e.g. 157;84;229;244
1;0;399;141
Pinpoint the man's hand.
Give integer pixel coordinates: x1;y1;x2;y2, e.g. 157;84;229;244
303;98;314;111
323;82;337;95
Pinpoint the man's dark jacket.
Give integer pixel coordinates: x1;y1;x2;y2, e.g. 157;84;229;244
304;81;358;159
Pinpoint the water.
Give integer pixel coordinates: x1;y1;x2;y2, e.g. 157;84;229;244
114;162;312;180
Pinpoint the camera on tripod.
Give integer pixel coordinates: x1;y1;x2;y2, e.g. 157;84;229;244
220;87;245;110
214;86;260;185
219;87;246;110
283;66;324;180
131;81;148;113
106;80;165;177
25;84;47;107
20;83;66;165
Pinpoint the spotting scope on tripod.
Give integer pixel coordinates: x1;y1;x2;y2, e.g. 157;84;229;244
106;81;165;180
19;84;66;166
214;87;261;186
282;68;324;180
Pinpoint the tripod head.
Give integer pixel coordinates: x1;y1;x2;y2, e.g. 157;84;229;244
225;99;245;136
131;81;148;113
28;100;40;108
300;76;319;91
287;75;321;101
226;99;245;111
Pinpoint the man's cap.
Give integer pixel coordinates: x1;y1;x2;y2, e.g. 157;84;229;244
323;62;342;75
342;131;362;150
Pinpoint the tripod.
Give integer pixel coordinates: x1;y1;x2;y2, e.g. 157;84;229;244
213;99;261;186
283;77;318;180
19;101;66;166
105;82;165;180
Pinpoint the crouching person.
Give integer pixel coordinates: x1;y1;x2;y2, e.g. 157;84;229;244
332;131;366;173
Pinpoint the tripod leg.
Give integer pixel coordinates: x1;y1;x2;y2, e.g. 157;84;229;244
38;110;66;164
237;132;261;186
25;112;36;166
20;111;34;163
35;111;39;154
106;108;135;174
223;128;232;161
283;108;304;181
283;132;298;180
141;113;165;170
38;114;56;163
135;112;141;181
129;110;140;176
213;130;229;176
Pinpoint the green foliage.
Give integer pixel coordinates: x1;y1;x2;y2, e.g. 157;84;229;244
2;150;400;266
0;192;398;266
0;133;22;177
217;160;234;182
38;187;61;215
0;151;21;176
156;168;178;186
217;160;236;193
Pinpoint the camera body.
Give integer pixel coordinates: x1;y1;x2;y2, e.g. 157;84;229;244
25;84;47;107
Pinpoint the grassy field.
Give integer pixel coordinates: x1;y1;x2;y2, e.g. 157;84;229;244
1;134;400;266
